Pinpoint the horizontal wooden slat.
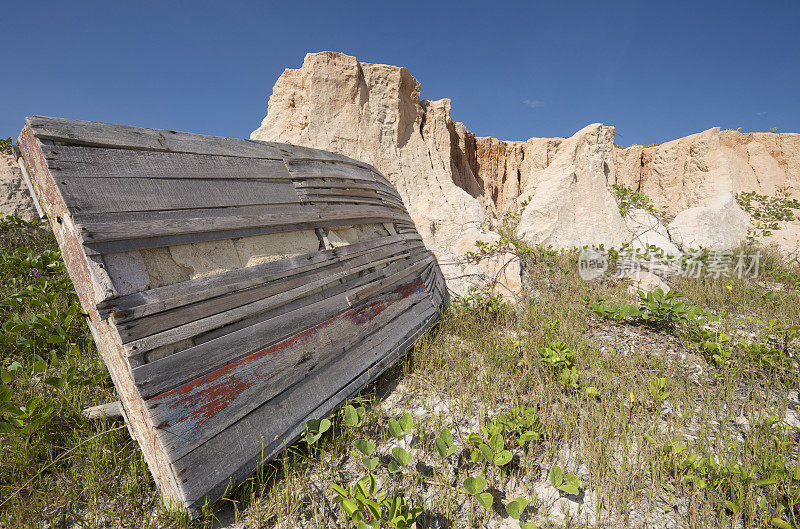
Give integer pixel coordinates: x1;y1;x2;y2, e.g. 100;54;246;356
347;254;434;305
131;257;426;397
176;294;437;508
45;146;293;180
77;204;411;244
147;281;428;462
120;240;422;342
56;177;299;214
28;116;362;166
123;245;427;353
100;233;422;320
294;179;402;200
285;159;376;180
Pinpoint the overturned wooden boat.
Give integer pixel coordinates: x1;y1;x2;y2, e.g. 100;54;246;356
16;116;447;515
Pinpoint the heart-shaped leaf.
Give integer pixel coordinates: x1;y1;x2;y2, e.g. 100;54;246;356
392;446;412;466
479;443;493;462
463;476;487;495
387;460;401;474
361;457;379;471
354;438;375;456
439;427;453;446
398;412;413;435
318;418;331;434
388;418;403;439
505;497;528;519
435;438;449;459
549;465;563;488
489;432;503;452
494;450;512;466
343;405;359;427
476;491;493;508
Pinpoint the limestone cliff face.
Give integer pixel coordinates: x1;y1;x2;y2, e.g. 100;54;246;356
252;52;800;274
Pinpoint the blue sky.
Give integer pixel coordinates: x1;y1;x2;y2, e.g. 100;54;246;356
2;1;798;147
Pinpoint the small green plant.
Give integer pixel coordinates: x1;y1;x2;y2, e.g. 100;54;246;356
453;287;515;323
304;417;331;446
648;377;670;405
549;464;582;496
590;289;701;331
434;427;457;459
690;329;734;369
611;184;661;217
463;475;493;508
342;403;366;428
0;138;12;155
538;341;581;390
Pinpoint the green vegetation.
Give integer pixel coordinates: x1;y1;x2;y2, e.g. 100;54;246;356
0;137;12;155
736;187;800;240
1;211;799;528
610;183;663;217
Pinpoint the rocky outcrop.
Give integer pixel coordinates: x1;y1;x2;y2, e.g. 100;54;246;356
251;51;521;297
0;152;38;222
252;52;800;294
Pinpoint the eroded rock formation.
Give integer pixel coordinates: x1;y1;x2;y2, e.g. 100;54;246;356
252;52;800;294
1;152;37;222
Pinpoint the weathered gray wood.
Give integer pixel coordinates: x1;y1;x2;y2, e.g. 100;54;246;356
298;187;381;200
294;179;402;200
21;116;447;518
45;146;293;180
178;296;438;510
57;177;300;214
76;204;412;244
101;233;422;321
187;256;417;348
82;401;123;419
285;159;376;180
347;254;434;305
120;241;423;343
131;255;427;397
123;246;427;353
148;284;428;462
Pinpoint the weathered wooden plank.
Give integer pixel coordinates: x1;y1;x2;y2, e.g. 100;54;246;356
120;240;423;343
131;255;427;397
28;116;289;158
17;125;186;508
298;187;381;200
101;233;422;321
294;179;402;199
76;204;412;244
148;281;428;462
186;256;416;348
57;177;300;214
83;401;123;419
285;159;376;180
347;254;434;305
44;145;293;180
123;246;427;353
297;195;389;207
178;297;438;510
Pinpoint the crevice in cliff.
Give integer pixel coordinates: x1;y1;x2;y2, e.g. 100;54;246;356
638;152;645;192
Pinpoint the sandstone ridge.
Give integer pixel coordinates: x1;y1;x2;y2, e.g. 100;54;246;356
252;52;800;295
